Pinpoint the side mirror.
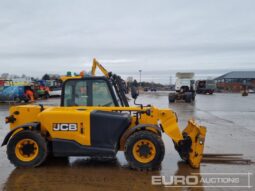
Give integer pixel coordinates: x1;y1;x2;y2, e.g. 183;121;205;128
131;85;139;100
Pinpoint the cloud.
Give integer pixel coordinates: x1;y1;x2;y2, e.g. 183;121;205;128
0;0;254;83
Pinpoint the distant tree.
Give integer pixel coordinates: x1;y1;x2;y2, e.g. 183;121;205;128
1;73;9;79
42;74;50;80
11;74;19;79
50;74;60;80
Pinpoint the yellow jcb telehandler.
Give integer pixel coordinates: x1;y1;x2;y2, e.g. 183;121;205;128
2;59;206;170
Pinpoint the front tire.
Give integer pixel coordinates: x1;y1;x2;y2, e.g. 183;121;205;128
168;93;176;103
124;131;165;170
7;130;48;167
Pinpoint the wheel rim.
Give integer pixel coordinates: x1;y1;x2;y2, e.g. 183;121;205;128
15;139;39;162
132;139;156;163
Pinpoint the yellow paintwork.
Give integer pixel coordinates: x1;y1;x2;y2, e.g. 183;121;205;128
6;58;206;168
38;107;91;145
91;58;110;78
8;104;206;168
9;105;44;129
183;120;207;168
5;59;207;168
9;105;182;145
60;75;81;82
60;58;109;82
15;138;39;162
155;109;183;142
132;139;156;163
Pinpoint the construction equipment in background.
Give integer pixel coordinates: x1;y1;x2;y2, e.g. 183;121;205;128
168;72;196;103
0;80;14;93
241;84;249;96
0;86;33;103
48;87;62;97
196;80;216;95
30;81;50;100
0;80;14;87
2;59;206;170
144;87;157;92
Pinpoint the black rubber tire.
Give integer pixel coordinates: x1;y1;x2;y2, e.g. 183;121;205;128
7;130;48;167
169;98;175;103
124;131;165;171
192;93;196;101
185;94;192;103
168;94;176;103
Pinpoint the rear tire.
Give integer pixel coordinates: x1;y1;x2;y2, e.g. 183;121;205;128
124;131;165;170
185;93;192;103
168;93;176;103
7;130;48;167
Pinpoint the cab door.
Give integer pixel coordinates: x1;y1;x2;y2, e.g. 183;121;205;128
91;80;116;106
61;78;119;107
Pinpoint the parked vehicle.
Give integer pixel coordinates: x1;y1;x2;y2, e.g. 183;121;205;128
0;86;32;103
196;80;216;94
31;83;50;100
168;73;196;103
0;86;5;92
2;59;206;170
143;87;157;92
248;89;255;93
0;80;14;87
241;84;249;96
35;88;49;99
49;87;62;97
143;87;149;92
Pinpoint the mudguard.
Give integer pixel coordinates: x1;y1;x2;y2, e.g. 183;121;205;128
119;124;162;150
1;122;40;146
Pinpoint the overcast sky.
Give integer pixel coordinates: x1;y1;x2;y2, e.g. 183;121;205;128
0;0;255;80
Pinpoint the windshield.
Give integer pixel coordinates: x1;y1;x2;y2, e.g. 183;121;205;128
92;80;114;106
63;79;115;107
64;80;88;106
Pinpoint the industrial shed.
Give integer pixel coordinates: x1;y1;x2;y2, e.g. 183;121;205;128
214;71;255;92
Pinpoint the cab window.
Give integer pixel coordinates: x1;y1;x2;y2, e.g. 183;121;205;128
75;81;88;106
92;80;114;106
64;80;88;106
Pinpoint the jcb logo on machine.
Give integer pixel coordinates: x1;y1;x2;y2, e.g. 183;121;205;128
53;123;78;131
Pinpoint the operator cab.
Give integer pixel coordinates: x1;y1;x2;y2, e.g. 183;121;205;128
61;77;125;107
